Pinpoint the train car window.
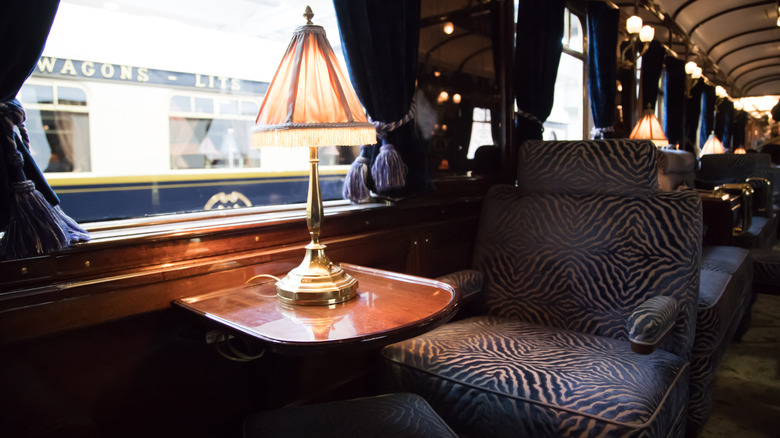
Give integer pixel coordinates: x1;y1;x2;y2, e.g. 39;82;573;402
20;0;354;222
17;81;92;173
543;8;586;141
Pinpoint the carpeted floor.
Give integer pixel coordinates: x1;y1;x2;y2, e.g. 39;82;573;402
699;292;780;437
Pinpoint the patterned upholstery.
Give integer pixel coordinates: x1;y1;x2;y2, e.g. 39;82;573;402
243;393;458;438
383;139;702;437
688;246;753;434
437;269;484;302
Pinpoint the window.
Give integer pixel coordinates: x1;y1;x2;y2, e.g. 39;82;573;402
543;8;586;141
18;81;91;173
20;0;355;222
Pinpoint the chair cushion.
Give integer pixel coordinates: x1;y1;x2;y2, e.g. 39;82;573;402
383;316;688;437
688;246;753;432
243;393;458;438
517;139;659;198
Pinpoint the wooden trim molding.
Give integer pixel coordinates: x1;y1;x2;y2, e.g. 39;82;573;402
0;177;494;344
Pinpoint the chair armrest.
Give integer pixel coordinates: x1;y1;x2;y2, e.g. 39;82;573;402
436;270;484;302
627;296;679;354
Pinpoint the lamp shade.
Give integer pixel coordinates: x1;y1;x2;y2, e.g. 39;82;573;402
626;15;643;34
629;111;669;147
700;132;725;157
639;25;654;42
251;13;375;149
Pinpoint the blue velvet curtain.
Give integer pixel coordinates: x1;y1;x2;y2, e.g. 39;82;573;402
333;0;432;201
663;57;685;146
682;79;703;154
714;99;733;149
733;110;748;148
640;41;664;111
1;1;60;230
514;0;565;145
0;0;88;260
699;84;716;148
586;1;618;139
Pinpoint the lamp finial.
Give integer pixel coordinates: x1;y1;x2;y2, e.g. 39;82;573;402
304;6;314;24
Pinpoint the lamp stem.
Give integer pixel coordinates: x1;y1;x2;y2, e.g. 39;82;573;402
307;146;322;244
273;145;358;305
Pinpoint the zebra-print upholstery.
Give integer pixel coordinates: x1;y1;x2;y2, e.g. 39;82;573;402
437;269;484;302
243;393;458;438
383;139;702;437
627;295;678;351
688;246;753;434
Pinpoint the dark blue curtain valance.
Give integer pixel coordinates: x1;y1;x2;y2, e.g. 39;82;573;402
663;56;685;145
586;1;619;138
334;0;432;201
640;41;664;110
514;0;565;143
699;84;716;148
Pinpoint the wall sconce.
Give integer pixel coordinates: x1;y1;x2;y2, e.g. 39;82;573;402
437;91;449;104
452;93;461;104
618;14;654;69
443;21;454;34
684;61;702;97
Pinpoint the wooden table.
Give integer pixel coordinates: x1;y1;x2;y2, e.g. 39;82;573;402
173;264;460;354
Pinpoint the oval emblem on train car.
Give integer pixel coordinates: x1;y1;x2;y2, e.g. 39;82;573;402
204;191;253;210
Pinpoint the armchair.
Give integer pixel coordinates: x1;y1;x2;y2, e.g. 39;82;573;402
383;139;702;437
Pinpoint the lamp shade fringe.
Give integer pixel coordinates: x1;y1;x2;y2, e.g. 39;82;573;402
371;142;407;192
342;155;371;204
0;181;69;259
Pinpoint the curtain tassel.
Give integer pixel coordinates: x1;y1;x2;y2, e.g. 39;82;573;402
0;180;69;259
342;154;372;204
0;99;90;260
371;141;407;192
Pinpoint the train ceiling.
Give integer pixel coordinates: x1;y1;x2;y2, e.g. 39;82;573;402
618;0;780;98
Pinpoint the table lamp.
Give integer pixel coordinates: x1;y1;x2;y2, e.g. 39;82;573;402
251;6;376;306
629;107;668;147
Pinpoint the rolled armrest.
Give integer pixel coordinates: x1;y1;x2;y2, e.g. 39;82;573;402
627;296;679;354
436;270;484;302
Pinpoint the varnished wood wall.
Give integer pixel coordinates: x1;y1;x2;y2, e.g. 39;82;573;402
0;178;492;437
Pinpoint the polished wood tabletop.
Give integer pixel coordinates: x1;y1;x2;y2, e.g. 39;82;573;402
174;264;460;353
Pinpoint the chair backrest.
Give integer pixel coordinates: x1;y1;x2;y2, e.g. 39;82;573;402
657;148;696;191
697;153;772;183
471;139;701;358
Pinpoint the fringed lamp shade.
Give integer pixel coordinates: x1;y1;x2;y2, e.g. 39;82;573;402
629;111;669;147
700;132;725;157
251;10;375;148
251;7;375;306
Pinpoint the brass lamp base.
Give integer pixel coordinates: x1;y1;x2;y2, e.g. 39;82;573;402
276;242;358;305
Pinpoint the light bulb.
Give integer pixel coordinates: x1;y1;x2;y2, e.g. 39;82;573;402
692;66;702;79
443;21;454;35
452;93;461;104
685;61;697;75
626;15;643;34
639;25;654;43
